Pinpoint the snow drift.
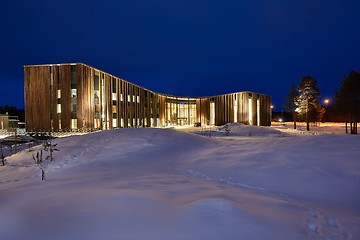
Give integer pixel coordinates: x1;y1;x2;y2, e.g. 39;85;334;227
0;125;359;240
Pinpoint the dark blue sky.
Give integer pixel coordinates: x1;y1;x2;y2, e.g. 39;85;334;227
1;0;359;110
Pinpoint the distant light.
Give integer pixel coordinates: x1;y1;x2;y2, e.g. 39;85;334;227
324;99;329;105
271;105;274;109
279;118;282;122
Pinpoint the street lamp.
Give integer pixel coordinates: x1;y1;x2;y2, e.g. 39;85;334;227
324;99;329;106
323;99;330;122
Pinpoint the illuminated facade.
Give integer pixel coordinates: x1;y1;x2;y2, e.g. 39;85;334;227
24;63;271;131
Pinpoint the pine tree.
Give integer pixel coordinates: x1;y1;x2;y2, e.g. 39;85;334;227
295;76;321;131
334;70;360;134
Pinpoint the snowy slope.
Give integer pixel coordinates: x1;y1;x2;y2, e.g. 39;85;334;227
0;126;359;240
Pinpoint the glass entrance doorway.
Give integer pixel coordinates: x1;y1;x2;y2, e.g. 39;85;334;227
165;98;197;126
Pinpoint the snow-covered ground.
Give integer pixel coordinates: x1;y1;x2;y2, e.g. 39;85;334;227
0;123;359;240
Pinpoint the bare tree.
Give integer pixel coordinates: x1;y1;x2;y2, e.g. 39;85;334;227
33;150;45;180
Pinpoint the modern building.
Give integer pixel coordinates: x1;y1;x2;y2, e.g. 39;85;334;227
24;63;271;131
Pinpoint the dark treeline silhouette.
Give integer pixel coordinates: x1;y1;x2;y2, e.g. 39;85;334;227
283;70;359;134
0;105;25;122
333;70;360;134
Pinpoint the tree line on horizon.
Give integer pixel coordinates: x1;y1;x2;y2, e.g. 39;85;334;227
284;70;360;134
0;105;25;122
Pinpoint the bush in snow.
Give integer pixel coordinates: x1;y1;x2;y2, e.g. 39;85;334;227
33;150;45;180
224;124;231;136
1;146;6;166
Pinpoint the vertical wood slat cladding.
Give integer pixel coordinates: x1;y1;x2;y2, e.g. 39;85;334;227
139;88;144;125
76;64;83;129
202;98;210;125
123;82;128;127
252;94;257;125
25;63;271;131
238;92;248;124
59;65;71;130
86;65;95;129
119;80;123;126
196;99;201;123
52;66;59;130
24;66;51;131
159;95;165;126
259;94;271;126
106;75;112;129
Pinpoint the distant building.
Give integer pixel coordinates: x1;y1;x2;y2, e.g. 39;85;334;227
0;113;19;130
0;114;9;130
24;63;271;131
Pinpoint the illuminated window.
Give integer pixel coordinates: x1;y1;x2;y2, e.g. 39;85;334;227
210;102;215;125
257;99;260;126
71;89;77;98
57;104;61;113
234;95;237;123
248;98;252;125
71;119;77;129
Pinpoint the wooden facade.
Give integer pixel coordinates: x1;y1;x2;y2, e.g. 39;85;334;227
24;63;271;131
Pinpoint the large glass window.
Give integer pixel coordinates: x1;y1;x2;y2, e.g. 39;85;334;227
248;98;253;125
165;98;196;126
234;94;237;123
210;102;215;125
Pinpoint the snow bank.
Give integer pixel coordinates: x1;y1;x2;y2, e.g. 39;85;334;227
0;127;359;240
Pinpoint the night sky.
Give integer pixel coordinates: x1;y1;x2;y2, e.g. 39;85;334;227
1;0;359;110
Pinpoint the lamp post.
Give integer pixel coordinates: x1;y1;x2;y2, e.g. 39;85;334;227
323;99;330;122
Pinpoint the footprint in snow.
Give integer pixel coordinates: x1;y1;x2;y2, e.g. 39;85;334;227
325;217;338;228
307;221;318;232
305;207;348;240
